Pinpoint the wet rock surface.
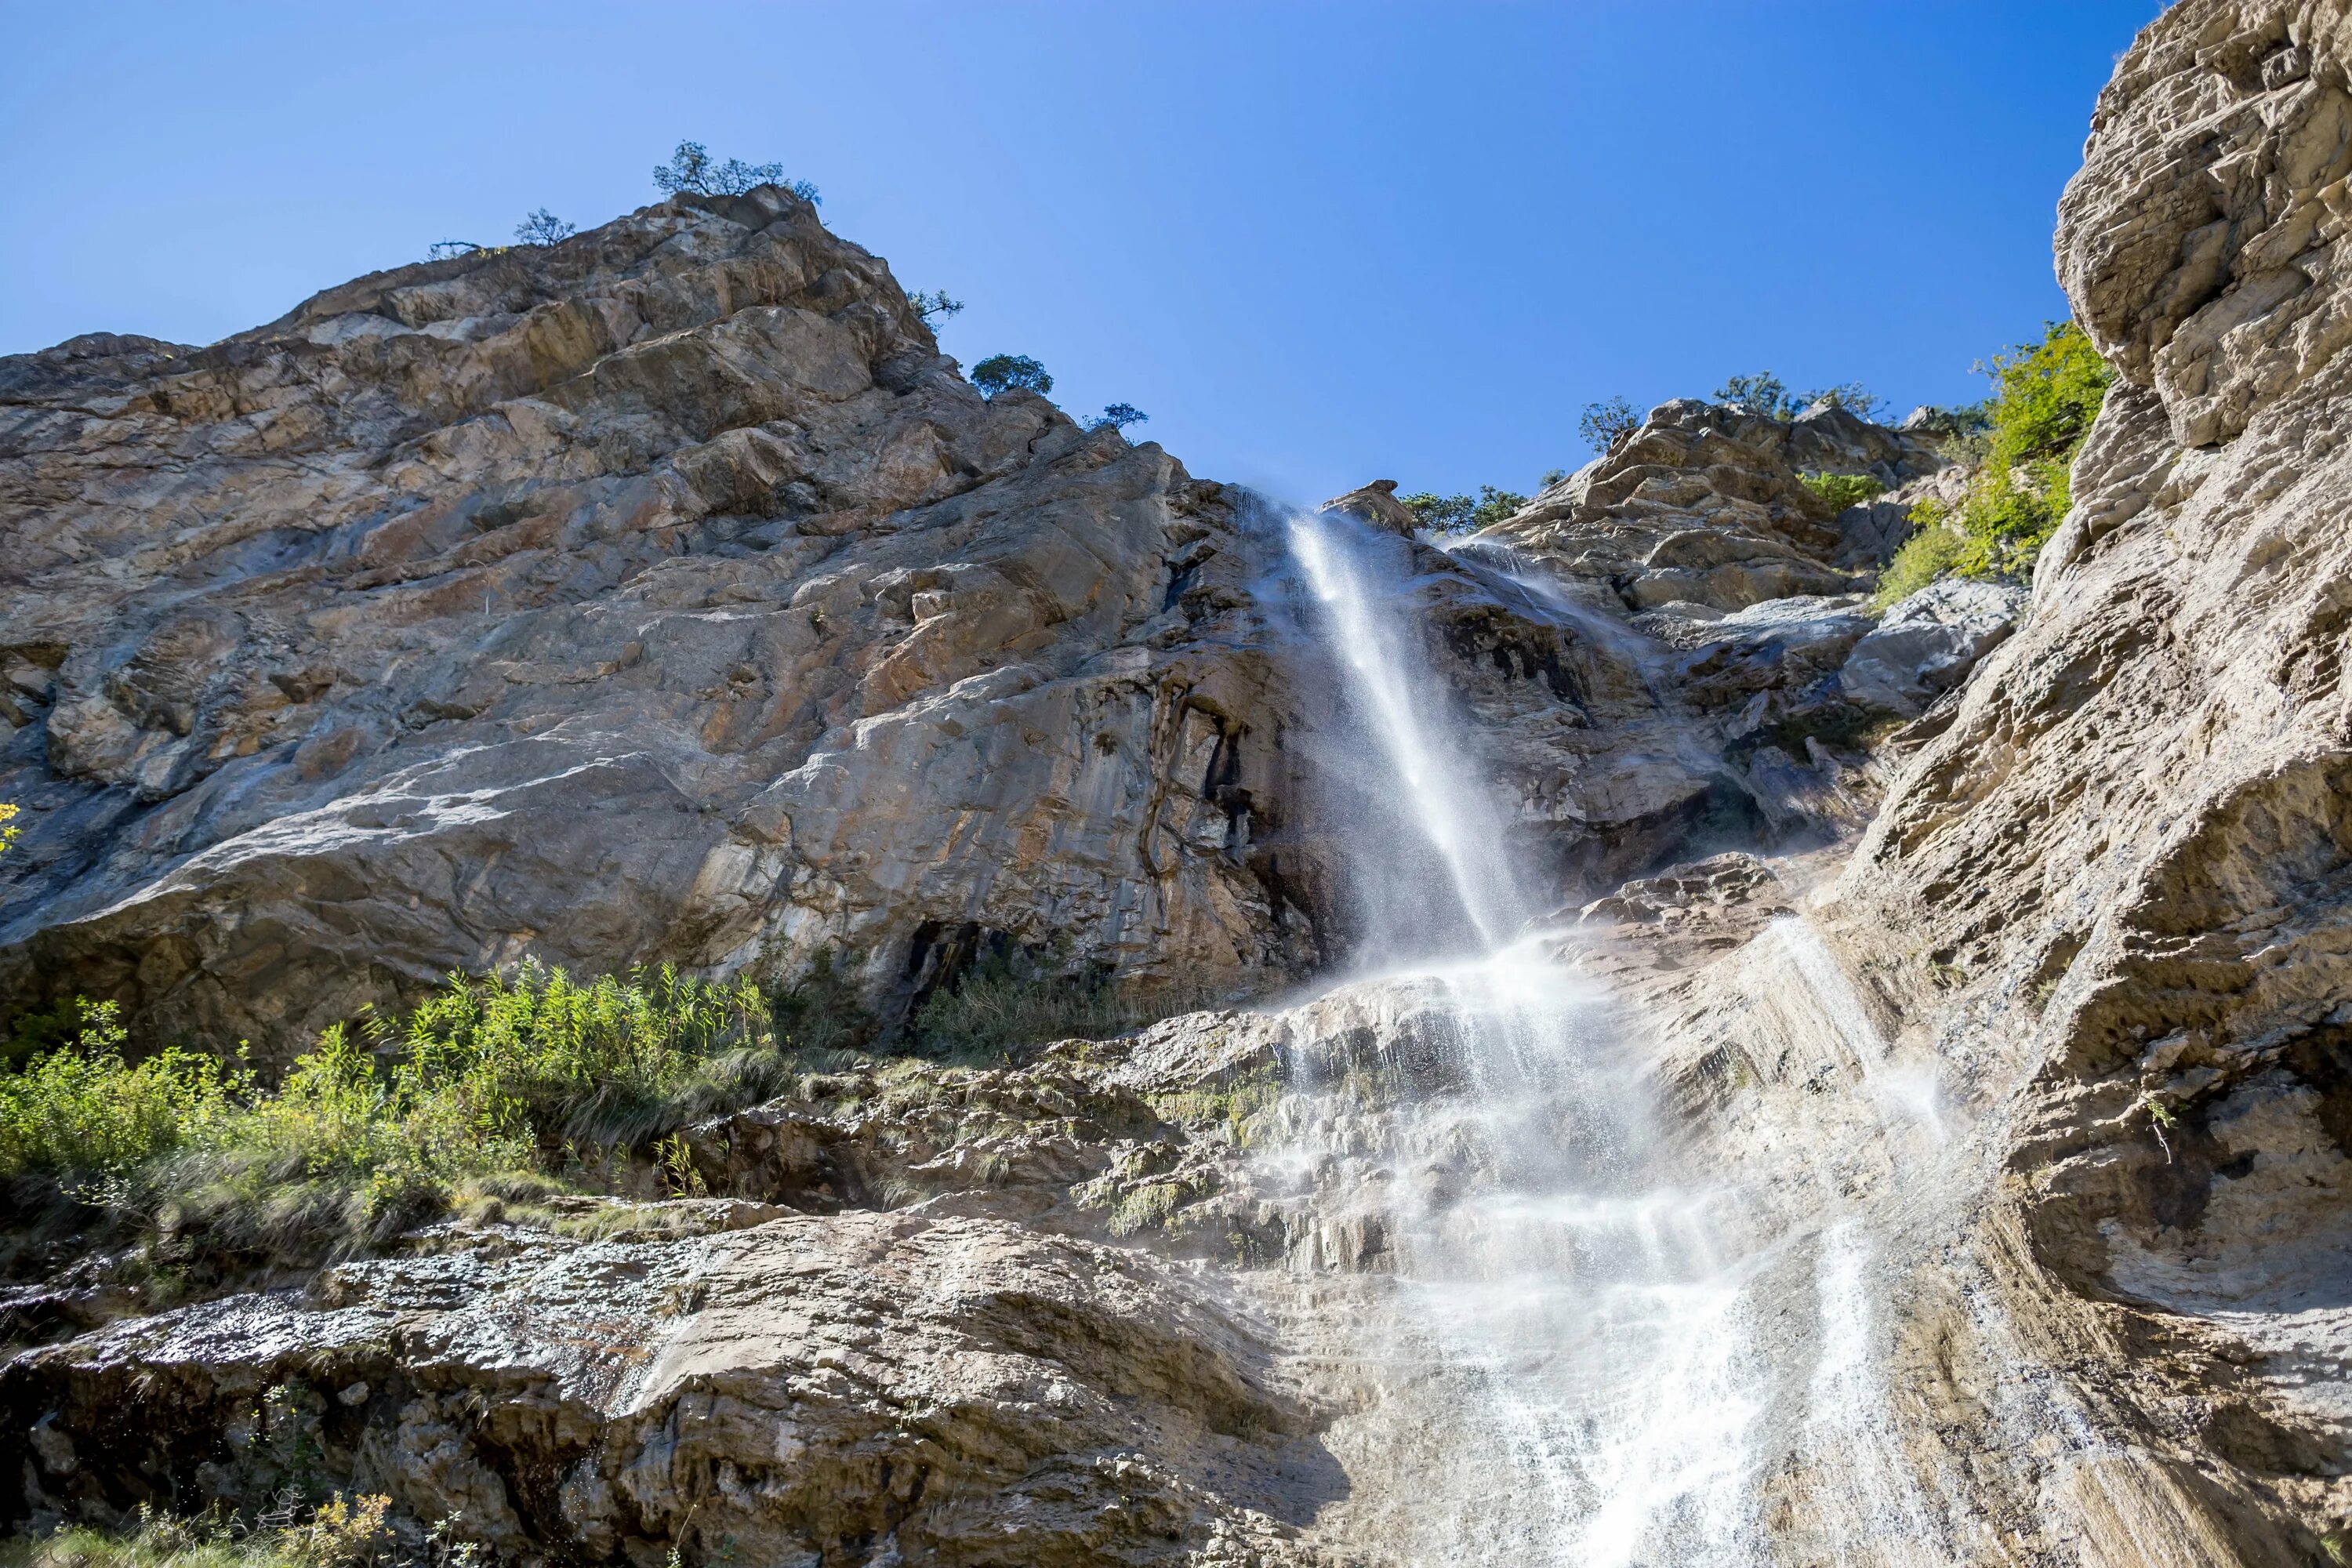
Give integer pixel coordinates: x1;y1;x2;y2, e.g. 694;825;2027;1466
19;2;2352;1561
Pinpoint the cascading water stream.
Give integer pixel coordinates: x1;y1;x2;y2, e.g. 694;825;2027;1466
1269;506;1958;1564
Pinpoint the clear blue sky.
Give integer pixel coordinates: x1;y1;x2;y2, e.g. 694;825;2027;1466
4;2;2160;505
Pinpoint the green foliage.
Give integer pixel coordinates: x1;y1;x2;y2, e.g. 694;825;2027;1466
1803;382;1886;421
0;964;804;1259
1398;484;1528;534
1087;402;1149;433
1875;320;2114;599
1716;372;1798;419
0;800;16;857
0;1003;240;1180
4;1494;394;1568
652;140;818;204
970;354;1052;397
1715;372;1883;422
1578;396;1639;451
909;289;964;323
1872;512;1962;608
1798;471;1886;512
513;209;575;246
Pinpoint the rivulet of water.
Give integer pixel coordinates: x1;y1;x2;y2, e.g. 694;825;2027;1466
1264;506;1965;1565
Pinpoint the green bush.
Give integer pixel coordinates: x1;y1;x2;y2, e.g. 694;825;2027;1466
1398;484;1528;533
0;1003;240;1179
1579;396;1638;451
971;354;1052;397
0;964;804;1258
1798;471;1886;512
652;139;818;204
1875;320;2112;599
2;1494;392;1568
1872;517;1963;608
1715;372;1883;422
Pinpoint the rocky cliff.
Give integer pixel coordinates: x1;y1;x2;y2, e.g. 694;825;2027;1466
1820;0;2352;1555
15;2;2352;1563
0;188;1318;1050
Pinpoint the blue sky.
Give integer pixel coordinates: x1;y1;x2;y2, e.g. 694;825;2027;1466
4;2;2160;504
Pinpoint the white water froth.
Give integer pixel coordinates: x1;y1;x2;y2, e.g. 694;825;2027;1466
1272;506;1964;1563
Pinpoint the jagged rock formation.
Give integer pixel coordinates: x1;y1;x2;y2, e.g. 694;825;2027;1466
1824;0;2352;1555
1493;397;1943;613
25;1;2352;1559
0;189;1318;1050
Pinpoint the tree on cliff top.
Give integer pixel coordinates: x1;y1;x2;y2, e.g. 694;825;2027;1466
654;140;820;205
971;354;1053;397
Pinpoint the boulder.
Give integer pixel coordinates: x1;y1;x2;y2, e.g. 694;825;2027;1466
1837;578;2024;718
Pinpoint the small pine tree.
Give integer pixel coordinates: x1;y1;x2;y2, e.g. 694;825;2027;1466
909;290;964;323
1578;396;1639;451
971;354;1053;397
652;140;818;204
1088;403;1149;432
514;209;577;246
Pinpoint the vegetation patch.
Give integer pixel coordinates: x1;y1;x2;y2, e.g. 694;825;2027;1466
0;964;838;1270
1878;321;2112;604
1398;485;1528;534
1797;471;1886;513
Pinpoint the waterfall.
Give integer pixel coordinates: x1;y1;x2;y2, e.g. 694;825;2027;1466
1267;506;1955;1563
1286;509;1528;950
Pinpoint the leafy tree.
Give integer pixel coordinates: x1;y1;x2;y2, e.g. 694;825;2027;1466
1801;382;1886;421
909;290;964;323
971;354;1053;397
1399;492;1474;532
1579;396;1639;450
1088;403;1149;432
652;140;819;204
1716;372;1798;419
1399;485;1527;533
514;209;577;246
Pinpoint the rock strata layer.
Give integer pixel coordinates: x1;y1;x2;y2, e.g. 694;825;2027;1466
0;189;1316;1048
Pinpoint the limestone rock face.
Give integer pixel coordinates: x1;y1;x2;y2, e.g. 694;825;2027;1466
0;189;1314;1049
1491;397;1943;613
1;1210;1331;1566
1835;578;2024;719
1826;0;2352;1552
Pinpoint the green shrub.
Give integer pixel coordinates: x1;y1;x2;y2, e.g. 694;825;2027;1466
1872;511;1963;608
1874;320;2112;598
1579;396;1638;450
1798;471;1886;512
971;354;1053;397
0;1004;241;1180
0;964;808;1259
2;1494;392;1568
653;139;818;204
1715;372;1882;422
1398;484;1528;533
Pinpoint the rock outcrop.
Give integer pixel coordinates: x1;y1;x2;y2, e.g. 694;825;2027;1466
25;3;2352;1558
1491;397;1943;613
1824;0;2352;1555
0;189;1318;1050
